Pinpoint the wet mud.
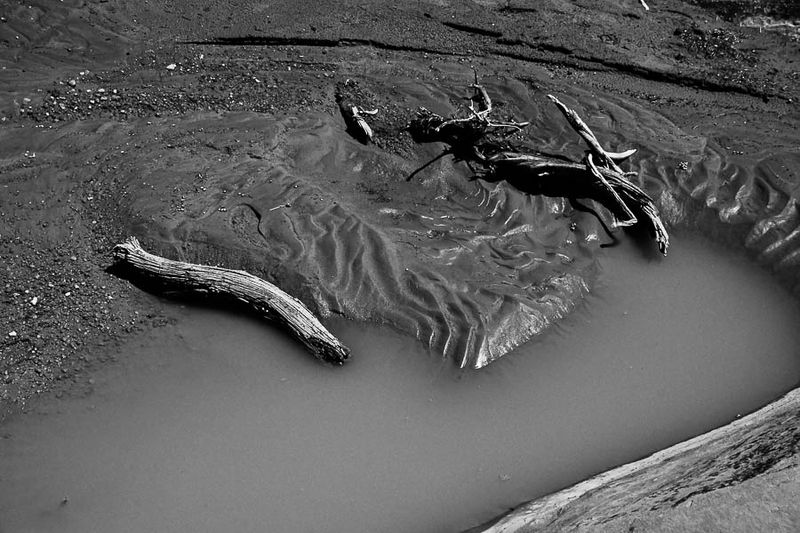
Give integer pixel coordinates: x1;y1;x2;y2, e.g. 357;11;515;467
4;59;797;370
1;0;800;531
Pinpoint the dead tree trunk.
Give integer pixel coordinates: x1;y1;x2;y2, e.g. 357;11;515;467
112;237;351;365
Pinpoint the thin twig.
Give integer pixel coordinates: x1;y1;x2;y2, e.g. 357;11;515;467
407;148;452;181
547;94;627;174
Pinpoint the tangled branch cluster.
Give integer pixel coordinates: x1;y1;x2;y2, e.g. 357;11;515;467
407;82;669;255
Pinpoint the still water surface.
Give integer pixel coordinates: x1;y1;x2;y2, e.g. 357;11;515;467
2;233;800;533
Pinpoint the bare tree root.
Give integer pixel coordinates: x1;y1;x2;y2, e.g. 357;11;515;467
407;83;670;255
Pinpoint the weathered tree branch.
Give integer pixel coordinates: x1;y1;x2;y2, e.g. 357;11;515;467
112;237;351;364
409;83;528;150
408;85;670;255
585;152;638;228
483;151;669;254
547;94;631;174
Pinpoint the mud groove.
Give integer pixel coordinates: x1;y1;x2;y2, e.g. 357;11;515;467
491;42;781;100
498;6;539;15
183;36;469;59
190;34;780;100
440;21;503;38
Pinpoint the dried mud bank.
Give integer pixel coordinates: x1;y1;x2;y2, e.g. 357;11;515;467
1;0;799;531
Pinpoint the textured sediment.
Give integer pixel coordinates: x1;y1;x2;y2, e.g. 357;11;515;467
1;0;800;530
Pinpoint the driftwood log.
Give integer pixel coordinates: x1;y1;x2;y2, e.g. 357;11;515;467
112;237;351;364
408;83;669;255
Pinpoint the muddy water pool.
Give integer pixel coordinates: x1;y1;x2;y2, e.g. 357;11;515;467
2;232;800;533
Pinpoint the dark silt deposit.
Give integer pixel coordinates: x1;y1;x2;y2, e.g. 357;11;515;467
1;1;800;532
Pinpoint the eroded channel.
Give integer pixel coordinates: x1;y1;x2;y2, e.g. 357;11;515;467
2;232;800;533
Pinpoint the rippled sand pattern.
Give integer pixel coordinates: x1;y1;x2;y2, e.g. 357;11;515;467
119;106;596;368
3;70;796;369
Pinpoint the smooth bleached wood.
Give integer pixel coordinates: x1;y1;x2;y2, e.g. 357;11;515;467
112;237;351;364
